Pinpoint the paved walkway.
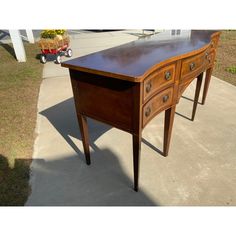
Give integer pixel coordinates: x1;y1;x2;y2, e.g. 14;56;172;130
26;31;236;206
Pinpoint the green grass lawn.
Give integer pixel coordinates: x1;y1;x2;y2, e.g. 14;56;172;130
213;30;236;85
0;43;43;205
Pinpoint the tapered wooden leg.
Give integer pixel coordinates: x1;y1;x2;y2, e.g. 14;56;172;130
191;73;203;121
202;67;213;105
77;114;91;165
132;134;141;192
163;105;176;157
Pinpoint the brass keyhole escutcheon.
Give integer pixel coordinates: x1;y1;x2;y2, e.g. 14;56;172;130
189;62;196;71
165;71;171;80
146;82;152;93
145;107;151;117
163;95;169;103
205;52;211;62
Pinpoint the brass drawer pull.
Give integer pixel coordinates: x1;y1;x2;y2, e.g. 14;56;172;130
205;52;211;62
165;71;171;80
145;107;151;117
189;62;196;71
145;82;152;93
163;95;169;103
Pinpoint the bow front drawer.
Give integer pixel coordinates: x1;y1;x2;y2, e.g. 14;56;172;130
143;63;176;101
142;86;173;127
180;50;209;82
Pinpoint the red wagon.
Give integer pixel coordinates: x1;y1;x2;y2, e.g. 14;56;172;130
38;34;72;64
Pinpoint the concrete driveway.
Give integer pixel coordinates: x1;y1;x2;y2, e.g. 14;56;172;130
26;30;236;206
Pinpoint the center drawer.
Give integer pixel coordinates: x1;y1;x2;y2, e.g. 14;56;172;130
143;63;176;101
142;86;173;127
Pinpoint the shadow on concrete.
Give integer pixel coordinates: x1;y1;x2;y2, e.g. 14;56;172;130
141;138;163;156
37;98;158;205
175;111;192;121
0;154;31;206
175;95;202;121
40;98;112;164
181;95;202;105
40;97;164;161
26;147;156;206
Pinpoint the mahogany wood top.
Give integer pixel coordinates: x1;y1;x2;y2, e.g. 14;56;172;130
61;30;219;82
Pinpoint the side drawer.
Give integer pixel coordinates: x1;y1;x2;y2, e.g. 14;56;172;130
142;86;174;127
143;63;176;101
180;49;209;82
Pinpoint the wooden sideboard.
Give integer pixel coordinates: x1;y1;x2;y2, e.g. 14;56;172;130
62;30;220;191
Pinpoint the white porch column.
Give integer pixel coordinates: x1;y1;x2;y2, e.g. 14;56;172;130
9;30;26;62
26;30;34;43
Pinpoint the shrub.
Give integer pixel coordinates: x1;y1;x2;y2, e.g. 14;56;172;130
226;66;236;74
40;29;66;39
